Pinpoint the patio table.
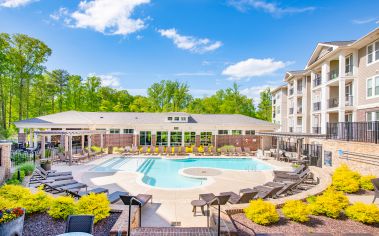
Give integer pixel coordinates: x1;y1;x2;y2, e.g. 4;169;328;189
191;199;206;216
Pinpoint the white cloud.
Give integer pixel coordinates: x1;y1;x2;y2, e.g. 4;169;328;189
228;0;315;16
89;73;122;88
158;28;222;53
222;58;287;80
174;72;215;77
190;89;217;98
127;88;147;96
66;0;150;35
352;17;378;25
240;81;280;103
50;7;69;21
0;0;35;7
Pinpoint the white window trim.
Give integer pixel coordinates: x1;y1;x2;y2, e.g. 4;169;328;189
367;40;379;66
366;75;379;99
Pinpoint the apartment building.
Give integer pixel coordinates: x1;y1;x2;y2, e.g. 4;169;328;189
272;27;379;135
271;85;287;131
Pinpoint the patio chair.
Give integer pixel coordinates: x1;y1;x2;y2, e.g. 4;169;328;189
165;146;172;156
220;147;229;156
122;146;132;155
65;215;94;234
43;179;78;192
240;185;284;199
199;193;231;206
140;146;148;155
178;146;186;156
193;147;201;156
157;146;164;155
120;194;153;207
265;181;299;197
36;166;72;177
371;178;379;203
243;147;253;156
66;188;128;204
256;149;269;160
220;190;258;204
30;169;73;183
131;146;139;155
273;165;306;177
235;147;247;156
203;146;211;156
210;147;218;156
273;168;311;183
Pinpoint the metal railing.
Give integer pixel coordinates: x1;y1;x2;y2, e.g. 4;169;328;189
297;87;302;93
313;76;321;87
10;150;36;168
326;121;379;144
313;102;321;111
297;107;303;114
289;88;294;95
328;98;339;108
289;127;294;133
328;70;339;81
278;141;323;167
345;95;353;106
312;127;321;134
289;108;294;114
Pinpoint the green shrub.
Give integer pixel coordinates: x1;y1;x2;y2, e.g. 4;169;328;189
282;200;310;222
306;195;317;204
48;196;76;220
332;164;361;193
91;146;102;152
244;199;279;225
345;202;379;224
75;193;110;223
308;188;349;218
19;163;35;176
359;175;376;191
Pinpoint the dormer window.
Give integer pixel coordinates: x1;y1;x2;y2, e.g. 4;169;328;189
181;117;186;121
166;114;189;123
174;117;179;121
168;117;173;121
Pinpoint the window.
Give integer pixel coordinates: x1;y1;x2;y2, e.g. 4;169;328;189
367;76;379;98
367;40;379;65
170;131;182;146
231;130;242;135
218;130;228;135
110;129;120;134
168;117;173;121
245;130;255;135
0;147;2;167
156;131;168;146
200;132;212;146
181;117;186;121
345;54;353;75
276;105;280;114
174;117;179;121
139;131;151;146
123;129;134;134
366;111;379;131
367;78;373;97
184;132;196;146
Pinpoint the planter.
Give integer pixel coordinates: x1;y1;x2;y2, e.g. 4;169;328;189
40;162;51;171
0;211;25;236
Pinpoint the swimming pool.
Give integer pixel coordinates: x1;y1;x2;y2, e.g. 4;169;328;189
91;157;273;189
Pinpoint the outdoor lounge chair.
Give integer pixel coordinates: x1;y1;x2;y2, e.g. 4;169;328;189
240;185;284;199
220;147;229;156
235;147;247;156
166;146;172;156
193;147;201;156
120;194;153;207
66;188;128;204
131;146;139;155
210;147;218;156
273;164;306;176
371;178;379;203
178;146;186;156
30;169;73;183
220;190;258;204
273;168;311;182
243;147;255;156
264;181;299;197
199;193;231;206
229;147;237;156
140;146;148;155
203;146;211;156
148;146;156;155
65;215;94;234
36;166;72;176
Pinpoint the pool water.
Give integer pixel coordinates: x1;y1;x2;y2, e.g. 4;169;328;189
91;157;273;189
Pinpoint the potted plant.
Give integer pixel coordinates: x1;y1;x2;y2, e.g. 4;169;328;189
40;159;52;171
0;208;25;236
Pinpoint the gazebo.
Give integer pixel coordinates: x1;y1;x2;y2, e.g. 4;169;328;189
34;130;106;166
257;132;326;160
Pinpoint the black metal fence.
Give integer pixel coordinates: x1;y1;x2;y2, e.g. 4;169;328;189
278;141;323;167
326;122;379;144
10;150;36;168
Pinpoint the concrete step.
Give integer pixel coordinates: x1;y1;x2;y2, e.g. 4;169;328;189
130;227;217;236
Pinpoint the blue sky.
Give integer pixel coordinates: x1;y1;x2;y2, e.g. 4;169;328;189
0;0;378;102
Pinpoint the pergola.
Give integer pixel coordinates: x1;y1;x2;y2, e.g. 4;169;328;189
34;130;106;166
257;132;326;160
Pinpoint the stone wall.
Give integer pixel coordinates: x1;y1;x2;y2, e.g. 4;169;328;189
310;138;379;175
0;142;12;183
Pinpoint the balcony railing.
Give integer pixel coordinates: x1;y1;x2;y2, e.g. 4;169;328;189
327;122;379;144
328;98;339;108
273;99;276;105
312;127;321;134
297;87;302;93
289;127;294;133
313;102;321;111
345;65;353;76
345;95;353;106
328;70;339;81
295;127;303;133
272;113;276;118
297;107;302;114
289;108;294;114
313;75;322;87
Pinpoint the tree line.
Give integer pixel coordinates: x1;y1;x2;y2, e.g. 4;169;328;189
0;33;272;138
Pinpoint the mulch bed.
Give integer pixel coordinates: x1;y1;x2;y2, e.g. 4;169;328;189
23;212;121;236
231;213;379;236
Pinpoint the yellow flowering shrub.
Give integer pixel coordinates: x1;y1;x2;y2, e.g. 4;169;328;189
0;196;18;210
244;199;279;225
345;202;379;224
75;193;110;223
185;146;193;153
332;164;361;193
308;188;349;218
48;196;76;220
359;175;376;191
282;200;310;222
198;146;204;153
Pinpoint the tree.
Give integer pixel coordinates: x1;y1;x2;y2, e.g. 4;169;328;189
50;69;69;112
256;88;272;121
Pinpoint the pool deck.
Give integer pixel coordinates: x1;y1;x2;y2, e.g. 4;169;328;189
52;155;292;227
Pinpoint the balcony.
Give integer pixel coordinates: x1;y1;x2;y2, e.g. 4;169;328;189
313;76;322;87
272;113;276;119
296;127;303;133
345;65;353;76
328;98;339;108
312;127;321;134
345;95;353;106
328;70;339;81
289;127;294;133
297;107;303;114
289;108;294;114
313;102;321;111
297;87;302;93
273;99;276;105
